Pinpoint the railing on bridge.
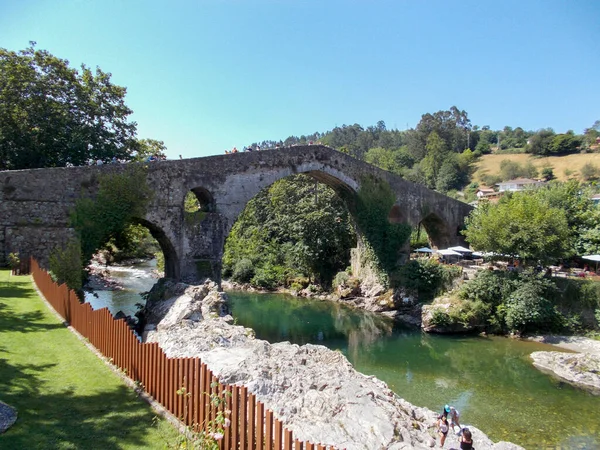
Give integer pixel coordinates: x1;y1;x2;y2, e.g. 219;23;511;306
30;258;335;450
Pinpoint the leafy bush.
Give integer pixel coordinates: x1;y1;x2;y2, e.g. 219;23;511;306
8;252;20;270
429;309;452;327
504;279;561;333
231;258;254;283
459;270;519;306
332;271;349;288
49;239;83;291
395;259;462;302
452;300;492;327
250;264;287;290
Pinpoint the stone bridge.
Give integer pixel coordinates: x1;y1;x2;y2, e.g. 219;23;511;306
0;145;472;281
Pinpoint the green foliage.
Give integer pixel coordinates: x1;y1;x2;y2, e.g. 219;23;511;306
332;271;350;288
429;308;452;327
504;277;561;333
475;139;492;154
580;162;598;181
548;133;582;155
459;270;519;306
223;175;354;288
526;129;555;155
231;258;254;284
463;192;571;265
8;252;20;270
71;165;152;265
541;167;555;181
103;224;159;263
395;259;462;302
250;264;288;290
133;138;167;162
0;43;137;170
184;191;200;212
364;146;414;175
535;181;600;255
354;176;412;279
456;270;600;334
48;239;83;291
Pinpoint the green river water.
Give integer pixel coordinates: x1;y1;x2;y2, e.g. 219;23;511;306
227;291;600;450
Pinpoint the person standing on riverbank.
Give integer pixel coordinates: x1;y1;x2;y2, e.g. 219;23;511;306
442;405;461;434
459;428;473;449
437;414;449;447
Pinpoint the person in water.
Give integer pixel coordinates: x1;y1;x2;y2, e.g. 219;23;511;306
459;428;474;450
437;414;449;447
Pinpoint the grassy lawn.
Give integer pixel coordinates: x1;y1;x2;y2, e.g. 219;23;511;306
0;270;180;449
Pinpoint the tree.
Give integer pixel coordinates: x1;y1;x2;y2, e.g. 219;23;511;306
364;146;414;175
463;193;571;264
0;43;137;170
583;120;600;147
548;134;581;155
580;163;598;181
223;175;355;287
475;139;491;155
133;138;167;162
526;129;555;155
421;131;448;188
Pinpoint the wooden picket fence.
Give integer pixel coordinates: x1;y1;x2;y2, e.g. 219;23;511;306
30;258;335;450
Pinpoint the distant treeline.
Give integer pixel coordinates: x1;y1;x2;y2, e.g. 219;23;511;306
253;108;599;194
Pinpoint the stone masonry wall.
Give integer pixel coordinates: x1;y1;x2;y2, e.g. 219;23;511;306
0;146;472;278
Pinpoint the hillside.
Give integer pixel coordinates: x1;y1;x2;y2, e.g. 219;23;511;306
473;152;600;183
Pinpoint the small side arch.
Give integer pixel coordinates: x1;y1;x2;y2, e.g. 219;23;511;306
419;213;453;249
187;186;216;212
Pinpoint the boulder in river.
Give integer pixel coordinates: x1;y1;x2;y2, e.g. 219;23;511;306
530;351;600;395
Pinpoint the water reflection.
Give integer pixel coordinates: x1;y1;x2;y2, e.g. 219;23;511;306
227;291;600;449
227;292;394;360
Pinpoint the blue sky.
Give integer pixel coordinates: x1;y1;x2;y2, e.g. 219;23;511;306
1;0;599;159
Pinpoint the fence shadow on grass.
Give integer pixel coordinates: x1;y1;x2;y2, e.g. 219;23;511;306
0;357;167;450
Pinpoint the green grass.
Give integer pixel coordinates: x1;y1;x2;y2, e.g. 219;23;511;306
0;270;180;449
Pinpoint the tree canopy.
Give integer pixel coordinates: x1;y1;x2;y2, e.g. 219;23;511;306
462;192;571;264
223;175;355;288
0;43;138;170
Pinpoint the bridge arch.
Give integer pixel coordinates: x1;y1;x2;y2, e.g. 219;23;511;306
418;212;455;249
132;218;180;279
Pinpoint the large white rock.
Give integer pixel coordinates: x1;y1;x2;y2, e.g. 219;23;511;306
530;351;600;395
144;283;523;450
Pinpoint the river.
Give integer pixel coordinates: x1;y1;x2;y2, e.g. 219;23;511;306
86;266;600;449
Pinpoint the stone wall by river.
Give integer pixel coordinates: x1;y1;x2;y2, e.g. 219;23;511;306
141;280;522;450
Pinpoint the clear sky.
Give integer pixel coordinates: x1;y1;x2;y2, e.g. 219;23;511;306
1;0;599;159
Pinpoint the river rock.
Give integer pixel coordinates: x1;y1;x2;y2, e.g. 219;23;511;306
0;400;17;433
530;351;600;395
144;282;523;450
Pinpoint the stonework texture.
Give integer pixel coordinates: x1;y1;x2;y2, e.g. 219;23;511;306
0;145;472;281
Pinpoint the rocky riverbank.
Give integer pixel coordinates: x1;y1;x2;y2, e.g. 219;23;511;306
528;336;600;396
141;280;522;450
